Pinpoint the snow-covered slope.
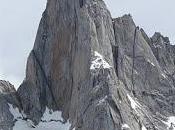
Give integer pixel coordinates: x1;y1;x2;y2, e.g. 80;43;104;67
9;104;72;130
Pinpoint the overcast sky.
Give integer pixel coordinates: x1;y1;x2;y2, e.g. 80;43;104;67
0;0;174;89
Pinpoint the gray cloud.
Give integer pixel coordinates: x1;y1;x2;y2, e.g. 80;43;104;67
0;0;174;88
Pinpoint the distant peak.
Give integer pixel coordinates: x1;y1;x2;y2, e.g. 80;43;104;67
151;32;170;44
0;80;16;93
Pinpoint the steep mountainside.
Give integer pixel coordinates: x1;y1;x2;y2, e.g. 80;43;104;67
1;0;175;130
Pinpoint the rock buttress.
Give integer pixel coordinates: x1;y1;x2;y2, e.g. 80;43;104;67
16;1;175;130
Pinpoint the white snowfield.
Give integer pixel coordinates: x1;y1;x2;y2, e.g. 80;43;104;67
90;51;111;70
8;104;72;130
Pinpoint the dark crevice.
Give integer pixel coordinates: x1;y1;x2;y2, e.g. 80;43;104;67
112;45;119;78
112;20;120;79
109;109;117;129
41;119;64;124
82;100;93;115
117;89;122;101
41;13;49;68
79;0;84;8
131;26;139;95
107;97;123;124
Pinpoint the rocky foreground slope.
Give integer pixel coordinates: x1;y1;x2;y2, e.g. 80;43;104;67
1;0;175;130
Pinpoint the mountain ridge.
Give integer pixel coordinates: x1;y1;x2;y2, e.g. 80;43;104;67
1;0;175;130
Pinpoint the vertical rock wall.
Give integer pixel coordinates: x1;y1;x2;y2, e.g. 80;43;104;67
1;0;175;130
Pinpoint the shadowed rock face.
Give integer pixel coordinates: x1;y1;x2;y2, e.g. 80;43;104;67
1;0;175;130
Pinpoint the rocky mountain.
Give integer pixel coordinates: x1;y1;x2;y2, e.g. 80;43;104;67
1;0;175;130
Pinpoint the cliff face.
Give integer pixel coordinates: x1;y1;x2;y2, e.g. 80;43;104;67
0;80;21;130
18;0;115;127
1;0;175;130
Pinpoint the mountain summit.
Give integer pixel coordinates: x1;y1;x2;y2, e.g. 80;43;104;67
1;0;175;130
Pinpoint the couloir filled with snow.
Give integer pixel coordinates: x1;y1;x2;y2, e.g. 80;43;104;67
8;104;72;130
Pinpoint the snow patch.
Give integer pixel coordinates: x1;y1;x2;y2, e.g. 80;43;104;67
121;124;130;130
163;116;175;130
13;120;35;130
161;73;167;79
142;125;147;130
9;105;72;130
147;59;155;66
127;96;148;130
90;51;111;70
41;107;63;122
13;119;71;130
127;94;141;110
97;96;108;105
135;70;138;75
36;121;71;130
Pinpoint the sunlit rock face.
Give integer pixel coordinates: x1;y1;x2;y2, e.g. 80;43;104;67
1;0;175;130
18;0;116;129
